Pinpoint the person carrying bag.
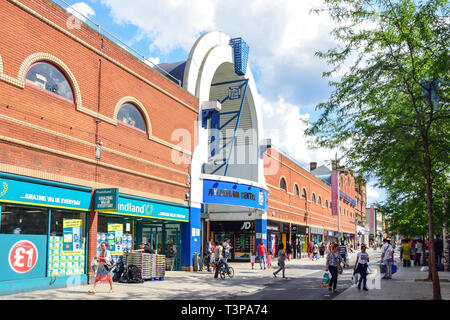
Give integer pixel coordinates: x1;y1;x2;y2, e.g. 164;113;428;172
325;243;349;293
354;244;369;291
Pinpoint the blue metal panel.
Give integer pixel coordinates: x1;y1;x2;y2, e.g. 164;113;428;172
181;207;201;268
229;38;250;76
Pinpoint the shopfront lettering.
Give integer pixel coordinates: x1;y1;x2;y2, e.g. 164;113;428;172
22;194;81;206
208;189;256;201
118;202;146;214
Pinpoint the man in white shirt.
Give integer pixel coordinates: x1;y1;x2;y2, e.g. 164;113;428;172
381;239;394;279
415;240;423;266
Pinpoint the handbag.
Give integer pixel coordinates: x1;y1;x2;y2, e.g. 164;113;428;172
334;253;343;274
104;257;115;272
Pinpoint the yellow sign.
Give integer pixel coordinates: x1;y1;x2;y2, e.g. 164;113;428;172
62;250;83;256
63;219;83;228
107;224;123;232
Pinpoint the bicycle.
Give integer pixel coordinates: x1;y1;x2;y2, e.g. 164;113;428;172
215;260;234;280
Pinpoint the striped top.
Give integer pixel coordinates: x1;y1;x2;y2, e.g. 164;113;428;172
339;244;347;255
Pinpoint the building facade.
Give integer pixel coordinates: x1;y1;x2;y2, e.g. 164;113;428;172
0;0;198;295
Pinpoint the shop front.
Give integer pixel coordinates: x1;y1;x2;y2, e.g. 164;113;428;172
310;227;324;245
291;225;308;259
209;220;255;261
324;230;336;243
267;222;281;256
0;172;91;296
95;191;189;271
201;178;268;262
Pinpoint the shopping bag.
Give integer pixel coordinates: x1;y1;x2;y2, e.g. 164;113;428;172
392;263;397;274
321;272;330;286
351;273;359;285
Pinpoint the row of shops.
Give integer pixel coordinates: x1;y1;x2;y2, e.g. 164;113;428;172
207;219;356;260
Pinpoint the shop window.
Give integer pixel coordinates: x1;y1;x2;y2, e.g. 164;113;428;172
25;62;74;102
302;188;307;199
279;178;287;191
312;193;316;203
117;103;147;132
48;210;87;277
0;204;47;235
293;184;299;196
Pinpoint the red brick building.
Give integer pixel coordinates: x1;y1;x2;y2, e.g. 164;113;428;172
264;147;357;257
0;0;198;294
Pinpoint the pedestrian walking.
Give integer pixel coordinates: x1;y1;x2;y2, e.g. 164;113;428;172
354;244;370;290
401;239;412;267
223;238;232;262
286;242;292;261
267;250;272;269
273;243;287;279
88;242;114;294
325;243;349;293
312;242;320;260
339;240;348;265
415;240;423;266
257;240;267;270
381;239;394;279
250;252;256;270
308;241;313;259
320;242;325;258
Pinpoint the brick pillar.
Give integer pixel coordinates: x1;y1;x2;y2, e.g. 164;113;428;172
87;208;98;284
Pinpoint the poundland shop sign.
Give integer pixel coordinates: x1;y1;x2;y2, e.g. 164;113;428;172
203;179;268;211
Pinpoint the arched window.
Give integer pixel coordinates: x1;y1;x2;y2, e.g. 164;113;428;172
293;184;299;196
117;103;147;132
279;177;287;191
25;62;74;102
325;200;329;208
312;193;316;203
302;188;307;199
318;196;322;205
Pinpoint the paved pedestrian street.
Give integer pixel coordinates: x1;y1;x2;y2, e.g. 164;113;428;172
1;249;448;300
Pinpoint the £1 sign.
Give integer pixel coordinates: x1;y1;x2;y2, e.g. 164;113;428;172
9;240;38;273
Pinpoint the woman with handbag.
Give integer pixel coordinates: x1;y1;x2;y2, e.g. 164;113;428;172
89;242;114;294
325;243;349;293
354;244;369;291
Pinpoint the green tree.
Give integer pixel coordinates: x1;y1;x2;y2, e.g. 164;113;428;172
306;0;449;299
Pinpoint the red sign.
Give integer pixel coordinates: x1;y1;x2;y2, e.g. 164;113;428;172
331;173;338;216
8;240;39;273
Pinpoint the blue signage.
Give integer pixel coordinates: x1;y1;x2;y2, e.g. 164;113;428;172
99;194;189;222
202;179;268;211
0;177;91;211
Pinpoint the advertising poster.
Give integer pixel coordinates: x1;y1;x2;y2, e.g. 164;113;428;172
331;173;338;216
63;219;83;255
107;224;123;256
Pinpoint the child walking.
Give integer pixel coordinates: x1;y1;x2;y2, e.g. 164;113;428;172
250;252;256;269
267;250;272;269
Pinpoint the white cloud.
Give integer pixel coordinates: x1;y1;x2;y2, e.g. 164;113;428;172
66;2;95;22
255;92;338;167
367;186;380;201
144;57;160;67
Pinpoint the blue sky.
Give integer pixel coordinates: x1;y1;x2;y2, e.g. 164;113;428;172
60;0;385;205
